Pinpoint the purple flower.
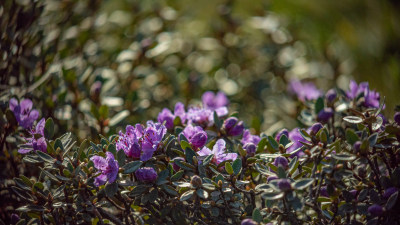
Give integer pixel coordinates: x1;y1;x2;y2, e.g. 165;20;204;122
288;79;322;102
353;141;361;153
349;190;358;198
347;80;381;108
223;117;244;136
277;179;292;191
241;219;257;225
317;108;333;122
10;213;20;225
198;139;238;165
243;143;256;156
9;98;39;129
116;121;166;161
202;91;229;110
273;156;288;169
172;157;185;172
275;129;289;142
368;204;383;217
286;128;307;157
308;123;323;135
18;118;47;154
326;89;337;103
90;152;119;186
383;187;398;199
241;129;260;146
135;167;157;183
158;102;187;129
394;112;400;125
320;186;329;197
182;124;208;149
186;107;214;127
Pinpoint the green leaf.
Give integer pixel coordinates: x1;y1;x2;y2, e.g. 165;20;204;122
36;151;55;164
368;133;378;146
225;162;233;175
331;154;356;161
180;190;195;201
180;140;191;151
174;159;195;171
78;139;89;161
293;178;314;190
315;97;324;114
116;148;126;166
256;138;267;153
54;138;64;152
267;136;279;150
345;129;359;145
232;158;242;175
44;117;54;139
105;182;118;197
343;116;363;124
385;191;398;210
289;156;299;175
129;185;149;196
262;192;284;200
17;205;45;212
299;129;312;142
277;166;286;179
171;170;184;182
202;154;214;166
196;189;209;199
213;111;222;129
162;185;178;196
156;169;170;185
252;208;262;223
279;134;291;146
123;161;142;174
185;147;196;165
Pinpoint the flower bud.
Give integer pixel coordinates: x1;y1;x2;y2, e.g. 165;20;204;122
241;219;257;225
326;89;337;103
275;129;289;142
317;108;333;123
172;157;185;172
349;189;358;199
11;213;20;225
273;156;288;170
191;132;207;149
135;167;157;183
320;186;329;197
383;187;398;199
394;112;400;125
277;179;292;191
309;123;323;135
353;141;361;154
368;204;383;217
223;117;244;136
190;175;202;188
243;143;256;156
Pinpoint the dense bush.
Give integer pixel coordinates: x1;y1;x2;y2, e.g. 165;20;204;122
1;80;399;225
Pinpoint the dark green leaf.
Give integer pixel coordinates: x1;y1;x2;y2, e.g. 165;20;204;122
293;178;314;190
202;154;214;166
343;116;363;124
36;151;55;163
232;158;242;175
44;117;54;139
122;161;142;174
345;129;359;145
262;192;284;200
185;147;196;165
315;97;324;114
225;162;233;175
332;154;356;161
180;190;195;201
252;208;262;223
116;148;126;166
105;182;118;197
267;136;279;150
213;111;222;129
196;189;209;199
162;185;178;196
171;170;184;182
256;138;267;153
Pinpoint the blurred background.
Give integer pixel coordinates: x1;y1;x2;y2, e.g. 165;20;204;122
1;0;400;220
1;0;400;140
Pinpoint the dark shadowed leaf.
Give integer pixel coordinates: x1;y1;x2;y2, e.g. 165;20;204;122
293;178;314;190
122;161;142;174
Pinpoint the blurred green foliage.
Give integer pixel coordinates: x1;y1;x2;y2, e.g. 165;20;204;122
1;0;399;139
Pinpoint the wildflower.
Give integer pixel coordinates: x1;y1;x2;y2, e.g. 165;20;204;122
353;141;361;154
197;139;238;165
286;128;307;157
368;204;383;217
288;79;322;102
223;117;244;136
275;129;289;142
241;219;257;225
277;179;292;191
158;102;187;129
347;80;381;108
325;89;337;103
309;123;323;135
90;152;119;186
186;107;214;127
383;187;398;199
202;91;229;110
273;156;288;169
243;143;256;156
317;108;333;122
182;124;208;149
18;118;47;154
135;167;157;183
241;129;260;146
9;98;39;129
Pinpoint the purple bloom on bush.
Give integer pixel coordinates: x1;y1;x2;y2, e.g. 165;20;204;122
277;179;292;191
383;187;398;199
243;143;256;156
326;89;337;103
241;218;257;225
182;124;208;149
135;167;158;183
317;108;333;122
90;152;119;186
368;204;383;217
309;123;323;135
10;213;20;225
18;118;47;154
275;129;289;142
241;129;260;146
116;121;166;161
320;186;329;197
347;80;381;108
202;91;229;110
9;98;39;129
273;156;289;169
158;102;187;129
198;139;237;165
186;107;214;127
286;128;306;157
223;117;244;136
288;79;322;102
353;141;361;153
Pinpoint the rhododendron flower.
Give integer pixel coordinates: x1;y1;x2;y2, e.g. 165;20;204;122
157;102;186;129
288;79;322;102
186;107;214;127
135;167;157;183
90;152;119;186
202;91;229;110
198;139;237;165
18;118;47;154
241;129;260;146
273;156;288;169
9;98;39;129
287;128;307;157
116;121;166;161
182;124;207;149
223;117;244;136
347;80;381;108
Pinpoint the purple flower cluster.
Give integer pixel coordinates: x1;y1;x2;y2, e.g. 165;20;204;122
157;102;186;129
18;118;47;154
182;124;208;149
288;79;322;102
202;91;229;111
241;129;260;156
135;167;158;183
90;152;119;186
347;80;381;108
198;139;238;165
116;121;166;161
223;117;244;136
9;98;39;129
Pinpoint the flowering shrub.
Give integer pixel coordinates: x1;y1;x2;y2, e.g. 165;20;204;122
2;80;400;225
